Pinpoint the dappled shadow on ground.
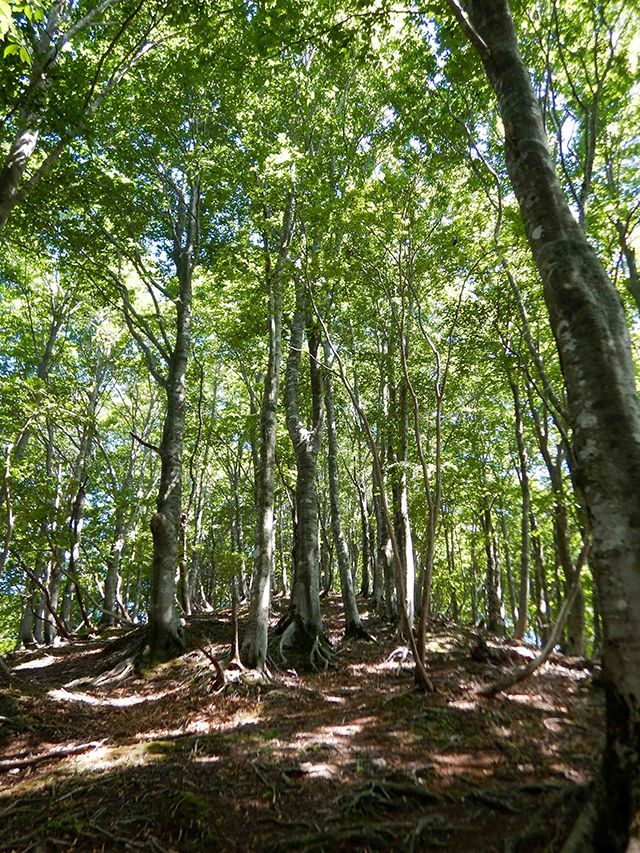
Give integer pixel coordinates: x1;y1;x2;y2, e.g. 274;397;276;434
0;598;602;851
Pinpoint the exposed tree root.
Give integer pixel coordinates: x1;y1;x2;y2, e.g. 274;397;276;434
344;623;376;642
265;814;454;852
308;634;335;671
338;778;444;814
274;614;336;671
91;656;136;686
467;788;521;813
502;781;587;853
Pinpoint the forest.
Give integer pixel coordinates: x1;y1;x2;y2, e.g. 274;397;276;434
0;0;639;850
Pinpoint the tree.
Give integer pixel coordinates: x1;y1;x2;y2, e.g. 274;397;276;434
241;194;294;670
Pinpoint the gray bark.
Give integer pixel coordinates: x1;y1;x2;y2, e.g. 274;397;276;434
281;291;325;653
323;341;364;638
482;501;503;634
510;378;530;640
371;465;384;613
530;510;550;643
148;179;199;658
499;513;517;628
241;195;294;670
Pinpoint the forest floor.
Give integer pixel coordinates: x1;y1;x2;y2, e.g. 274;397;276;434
0;597;603;852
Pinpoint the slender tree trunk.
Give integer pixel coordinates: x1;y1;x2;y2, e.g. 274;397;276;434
510;379;530;640
242;195;294;670
323;341;364;638
461;4;640;842
101;448;146;626
0;3;64;231
371;472;384;612
530;511;551;643
499;514;517;628
50;361;104;639
373;477;389;616
313;300;433;689
482;502;503;634
62;479;93;632
615;219;640;312
358;478;371;598
280;292;327;660
148;181;200;659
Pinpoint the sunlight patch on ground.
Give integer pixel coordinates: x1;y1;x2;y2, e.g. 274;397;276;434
182;719;212;734
389;729;422;746
348;660;412;675
14;655;57;670
293;718;370;748
550;762;588;784
448;699;478;711
493;725;512;739
48;687;173;707
211;708;262;734
298;761;340;779
192;754;221;765
433;750;501;777
323;694;348;705
72;742;169;772
425;637;458;654
274;718;374;765
137;728;192;740
507;694;568;713
546;665;591;682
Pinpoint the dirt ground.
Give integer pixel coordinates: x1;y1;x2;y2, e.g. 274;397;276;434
0;597;603;851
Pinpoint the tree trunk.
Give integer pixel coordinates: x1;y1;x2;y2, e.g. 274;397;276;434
324;341;364;638
482;502;503;634
280;291;327;662
530;510;550;644
148;180;200;659
499;513;517;628
510;378;530;640
358;478;371;598
242;195;294;670
371;469;384;613
461;2;640;843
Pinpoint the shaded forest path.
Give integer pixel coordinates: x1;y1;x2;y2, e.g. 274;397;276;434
1;598;602;851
